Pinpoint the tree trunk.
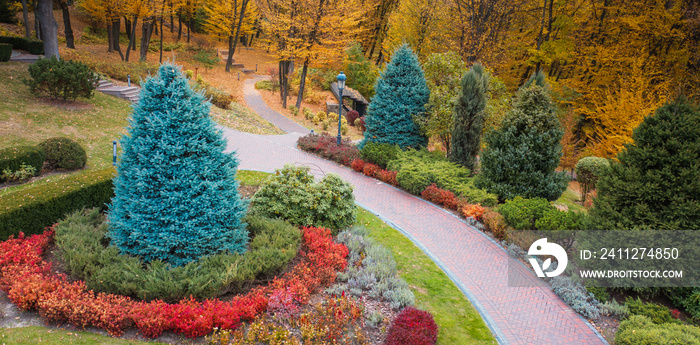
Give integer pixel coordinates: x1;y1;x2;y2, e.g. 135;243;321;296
21;0;30;38
36;0;58;58
295;58;310;109
140;19;154;62
59;2;75;49
125;16;138;62
107;21;114;52
187;17;191;43
230;0;248;60
124;17;131;38
159;9;164;63
34;1;41;40
178;14;182;40
225;35;233;72
279;60;289;108
113;19;124;60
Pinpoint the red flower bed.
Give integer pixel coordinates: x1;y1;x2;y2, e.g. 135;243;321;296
297;133;360;166
0;226;348;339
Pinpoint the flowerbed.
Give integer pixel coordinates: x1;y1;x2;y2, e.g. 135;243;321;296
0;226;348;339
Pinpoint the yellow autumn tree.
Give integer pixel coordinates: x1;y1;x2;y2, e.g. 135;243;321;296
204;0;257;71
384;0;452;61
257;0;365;108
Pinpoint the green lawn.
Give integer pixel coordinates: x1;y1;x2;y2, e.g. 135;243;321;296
356;208;496;344
554;187;587;214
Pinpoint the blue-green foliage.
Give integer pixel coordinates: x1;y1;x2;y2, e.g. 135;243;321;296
361;44;429;149
476;73;569;201
108;63;248;267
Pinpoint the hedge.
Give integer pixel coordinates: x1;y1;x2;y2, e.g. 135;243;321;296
0;36;44;55
0;43;11;62
0;167;115;239
0;145;45;180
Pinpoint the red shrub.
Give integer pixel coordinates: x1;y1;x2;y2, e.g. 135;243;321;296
345;110;360;125
421;184;459;210
377;170;398;186
131;300;171;338
297;133;360;166
461;203;486;221
362;163;380;177
385;307;438;345
351;159;365;172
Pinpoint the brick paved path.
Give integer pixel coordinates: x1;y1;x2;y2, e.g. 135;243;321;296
227;82;608;345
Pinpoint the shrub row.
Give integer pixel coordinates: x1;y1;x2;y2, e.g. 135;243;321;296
0;225;348;338
0;36;43;55
297;133;360;166
0;138;87;182
329;226;415;310
615;315;700;345
0;167;114;239
55;209;301;302
351;159;399;186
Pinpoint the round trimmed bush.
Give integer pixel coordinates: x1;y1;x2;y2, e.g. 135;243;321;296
24;56;98;101
38;137;87;170
575;156;609;202
385;307;438;345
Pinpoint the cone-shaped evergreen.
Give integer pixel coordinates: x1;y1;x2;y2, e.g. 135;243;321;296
360;44;429;149
108;63;248;267
476;72;569;201
450;63;489;171
591;98;700;230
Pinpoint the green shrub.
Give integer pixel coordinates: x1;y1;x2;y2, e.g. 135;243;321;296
600;299;629;318
0;145;45;180
591;99;700;230
625;297;679;325
361;142;402;169
0;43;11;62
0;167;115;239
289;105;299;116
251;164;356;233
387;149;497;205
0;36;43;55
1;164;36;182
498;196;554;230
24;56;99;101
38;137;87;170
575;156;609;202
55;209;301;302
615;315;700;345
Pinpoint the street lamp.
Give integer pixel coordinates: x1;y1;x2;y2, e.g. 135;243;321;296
336;71;346;145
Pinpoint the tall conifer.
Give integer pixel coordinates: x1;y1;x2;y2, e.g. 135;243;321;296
108;63;248;266
450;63;489;171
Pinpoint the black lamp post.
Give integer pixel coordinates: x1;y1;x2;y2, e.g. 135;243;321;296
336;71;346;145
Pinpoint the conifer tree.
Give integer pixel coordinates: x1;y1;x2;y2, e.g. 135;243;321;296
360;44;429;149
108;63;248;267
476;72;568;201
450;63;489;172
591;98;700;230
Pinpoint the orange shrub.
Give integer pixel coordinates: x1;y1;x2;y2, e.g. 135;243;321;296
482;209;508;240
362;163;380;178
461;203;485;221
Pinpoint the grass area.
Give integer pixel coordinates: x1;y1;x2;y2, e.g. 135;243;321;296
555;187;587;213
237;170;273;186
211;102;283;136
0;327;160;345
356;208;497;345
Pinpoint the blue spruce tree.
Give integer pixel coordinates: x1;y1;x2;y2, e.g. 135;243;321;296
108;63;248;266
360;44;429;149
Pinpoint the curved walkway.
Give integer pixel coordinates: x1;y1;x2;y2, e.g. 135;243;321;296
225;76;608;345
